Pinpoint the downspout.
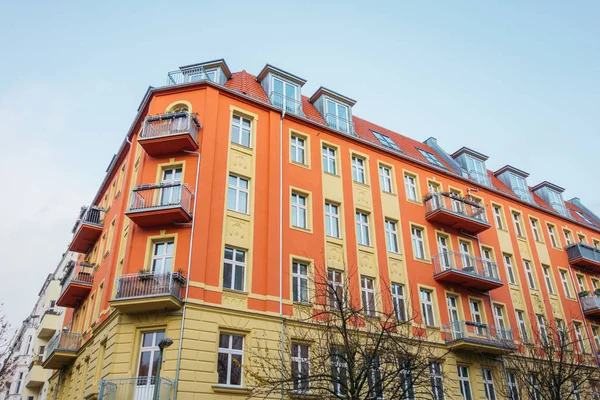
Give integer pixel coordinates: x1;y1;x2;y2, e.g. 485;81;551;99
567;265;596;354
173;149;201;400
279;108;286;400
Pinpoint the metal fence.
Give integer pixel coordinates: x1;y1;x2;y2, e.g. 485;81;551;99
581;296;600;313
142;111;200;142
98;377;175;400
550;201;570;217
44;331;82;360
325;113;355;135
72;206;105;234
424;192;488;223
129;183;193;216
61;262;94;290
567;242;600;265
512;187;534;203
432;250;501;282
466;169;491;188
166;65;217;86
114;272;185;301
268;91;304;117
442;320;514;346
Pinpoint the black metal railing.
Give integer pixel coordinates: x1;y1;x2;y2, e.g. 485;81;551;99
141;111;200;142
60;262;95;291
114;272;185;301
72;206;105;234
129;183;193;216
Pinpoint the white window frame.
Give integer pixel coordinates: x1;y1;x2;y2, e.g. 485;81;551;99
291;343;310;393
352;156;366;184
231;114;252;148
575;323;585;352
457;365;473;400
325;98;350;133
542;265;554;294
576;274;586;293
470;300;484;335
523;260;536;289
327;269;344;309
420;289;435;327
151;240;174;273
512;212;524;237
507;371;519;400
482;368;496;400
227;175;249;214
385;219;400;253
291;192;308;229
361;277;376;316
564;229;573;246
548;224;559;247
391;283;406;322
560;270;572;298
412;226;426;260
217;333;244;387
322;145;337;174
356;212;371;246
530;218;541;241
292;261;309;303
492;206;504;230
379;165;393;193
516;310;528;342
404;174;418;201
325;202;340;238
536;314;548;345
223;247;246;291
290;135;306;165
429;362;444;400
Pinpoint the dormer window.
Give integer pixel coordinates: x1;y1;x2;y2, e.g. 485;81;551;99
372;131;401;151
450;147;490;187
257;64;306;117
493;165;533;203
326;99;350;134
167;59;231;87
547;189;568;216
531;181;569;217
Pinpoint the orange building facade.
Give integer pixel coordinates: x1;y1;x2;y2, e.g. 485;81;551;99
37;59;600;399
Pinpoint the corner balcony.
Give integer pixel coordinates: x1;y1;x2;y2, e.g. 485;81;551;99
110;272;185;314
566;243;600;272
433;251;503;292
98;377;175;400
125;183;193;227
581;295;600;319
37;310;62;339
56;262;95;308
139;111;200;156
424;192;491;234
24;358;46;388
68;206;105;253
442;320;516;355
42;331;82;370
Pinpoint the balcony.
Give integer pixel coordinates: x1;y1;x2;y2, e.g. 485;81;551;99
42;331;82;369
325;113;355;135
467;169;491;188
567;243;600;272
512;187;534;203
139;112;200;156
24;358;46;388
268;91;304;117
56;262;95;308
433;251;503;292
125;183;193;227
424;192;491;234
581;296;600;318
69;206;105;253
167;65;217;86
98;377;175;400
37;310;62;339
110;272;185;314
442;320;516;355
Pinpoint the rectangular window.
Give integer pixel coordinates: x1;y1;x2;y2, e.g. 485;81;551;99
564;229;573;246
536;314;548;345
516;310;528;342
391;283;406;322
457;365;472;400
331;347;347;397
352;156;366;184
575;323;585;352
327;269;343;309
482;368;496;400
379;165;393;193
578;234;587;243
136;331;165;387
492;206;504;230
523;260;536;289
361;277;376;316
507;371;520;400
322;145;337;174
560;270;572;298
273;77;299;113
325;202;340;238
530;218;541;241
227;175;249;213
404;174;418;201
542;265;554;294
151;240;174;273
217;333;244;386
385;219;400;253
291;192;308;229
231;115;252;147
290;135;306;164
372;130;401;151
418;148;446;168
412;226;426;260
420;289;435;327
530;375;542;400
429;362;444;400
504;254;517;285
557;318;566;344
223;247;246;291
326;99;350;133
292;261;309;303
291;343;310;393
470;300;484;335
367;356;384;399
512;212;524;238
592;326;600;350
14;372;23;394
576;274;586;293
356;212;371;246
547;224;559;248
493;305;508;339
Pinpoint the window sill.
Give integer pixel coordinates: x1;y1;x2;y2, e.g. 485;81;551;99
227;209;251;222
517;236;527;242
290;161;310;170
230;142;253;155
212;385;252;395
357;244;374;253
291;225;312;234
406;199;423;206
352;180;370;188
325;235;343;245
222;288;249;296
387;251;403;261
323;171;340;178
381;190;396;197
413;257;432;265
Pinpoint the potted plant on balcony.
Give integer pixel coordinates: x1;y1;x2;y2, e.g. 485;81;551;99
578;290;590;298
138;269;153;282
173;268;187;284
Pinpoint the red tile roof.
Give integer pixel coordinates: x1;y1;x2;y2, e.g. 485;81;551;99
225;71;269;103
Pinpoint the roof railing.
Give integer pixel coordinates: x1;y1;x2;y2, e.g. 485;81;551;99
466;169;491;188
268;91;305;117
325;113;355;135
166;66;216;86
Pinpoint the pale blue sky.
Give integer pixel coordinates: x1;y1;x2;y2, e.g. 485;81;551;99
1;1;598;325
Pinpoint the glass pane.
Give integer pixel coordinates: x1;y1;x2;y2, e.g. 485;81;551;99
137;351;151;377
223;263;232;289
156;331;165;344
239;193;248;213
231;355;242;385
234;265;244;290
219;334;229;349
232;335;243;350
235;250;245;263
227;188;236;210
142;333;154;347
217;353;228;384
273;79;283;95
231;125;240;143
224;247;233;261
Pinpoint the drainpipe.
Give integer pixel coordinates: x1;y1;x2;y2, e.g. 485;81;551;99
173;149;201;400
279;108;286;400
567;265;596;355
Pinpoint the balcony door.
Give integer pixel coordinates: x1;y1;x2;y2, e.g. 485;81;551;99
273;77;297;113
460;242;474;272
151;241;174;274
470;301;484;336
493;305;508;341
135;331;165;400
437;236;451;270
447;295;463;338
160;168;182;206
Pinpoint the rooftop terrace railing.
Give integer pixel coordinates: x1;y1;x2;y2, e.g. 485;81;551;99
129;183;193;216
268;91;304;117
432;250;501;282
424;192;488;223
466;169;491;188
166;66;216;86
142;111;200;142
325;113;355;135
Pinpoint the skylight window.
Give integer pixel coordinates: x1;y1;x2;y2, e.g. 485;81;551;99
574;210;595;225
417;149;446;169
371;130;401;152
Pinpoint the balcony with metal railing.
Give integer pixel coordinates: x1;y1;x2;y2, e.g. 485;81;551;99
42;331;82;369
69;206;105;253
269;91;304;117
567;243;600;272
56;262;95;308
442;320;516;355
139;111;200;156
125;183;193;227
98;377;175;400
166;65;217;86
467;169;491;188
433;251;503;292
424;192;491;234
325;113;355;135
110;271;185;314
581;295;600;318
